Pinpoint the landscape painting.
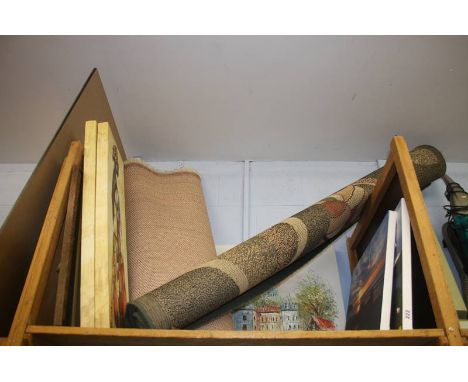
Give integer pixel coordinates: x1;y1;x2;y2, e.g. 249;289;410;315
232;245;346;331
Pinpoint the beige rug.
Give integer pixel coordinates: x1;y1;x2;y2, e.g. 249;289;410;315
124;159;232;330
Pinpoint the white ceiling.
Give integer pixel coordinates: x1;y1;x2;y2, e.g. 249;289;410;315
1;36;468;163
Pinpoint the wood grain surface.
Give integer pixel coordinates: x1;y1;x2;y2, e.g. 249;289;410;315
26;325;446;346
6;141;83;345
53;165;83;326
392;137;463;345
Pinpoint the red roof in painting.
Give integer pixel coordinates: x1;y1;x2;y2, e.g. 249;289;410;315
313;317;336;330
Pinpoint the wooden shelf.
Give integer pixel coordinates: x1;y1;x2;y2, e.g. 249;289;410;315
1;70;463;345
461;329;468;346
26;325;446;346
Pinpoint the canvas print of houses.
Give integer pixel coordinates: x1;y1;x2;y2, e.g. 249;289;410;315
231;244;346;331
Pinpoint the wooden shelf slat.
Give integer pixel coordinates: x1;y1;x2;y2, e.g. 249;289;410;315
27;325;446;346
6;142;83;346
391;137;463;345
460;329;468;345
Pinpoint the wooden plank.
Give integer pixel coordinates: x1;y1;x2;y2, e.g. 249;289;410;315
391;136;463;346
6;142;83;345
461;329;468;345
348;151;396;251
26;325;446;346
34;222;64;325
70;221;82;326
53;165;82;326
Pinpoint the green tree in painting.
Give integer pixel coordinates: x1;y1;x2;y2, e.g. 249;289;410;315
296;274;338;329
250;287;283;308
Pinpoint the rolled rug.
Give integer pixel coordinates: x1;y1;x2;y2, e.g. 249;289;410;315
126;145;446;329
124;160;233;330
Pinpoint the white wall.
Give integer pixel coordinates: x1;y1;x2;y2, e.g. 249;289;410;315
1;36;468;163
2;160;467;309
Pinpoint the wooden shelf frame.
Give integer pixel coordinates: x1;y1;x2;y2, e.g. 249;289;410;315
461;329;468;345
25;325;446;346
7;136;460;346
347;136;463;346
1;70;462;346
6;142;83;345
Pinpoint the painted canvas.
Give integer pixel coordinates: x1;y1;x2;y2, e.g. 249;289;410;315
232;244;345;331
346;211;397;330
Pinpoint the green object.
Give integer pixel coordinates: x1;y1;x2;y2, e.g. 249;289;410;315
442;174;468;308
443;175;468;271
453;215;468;258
